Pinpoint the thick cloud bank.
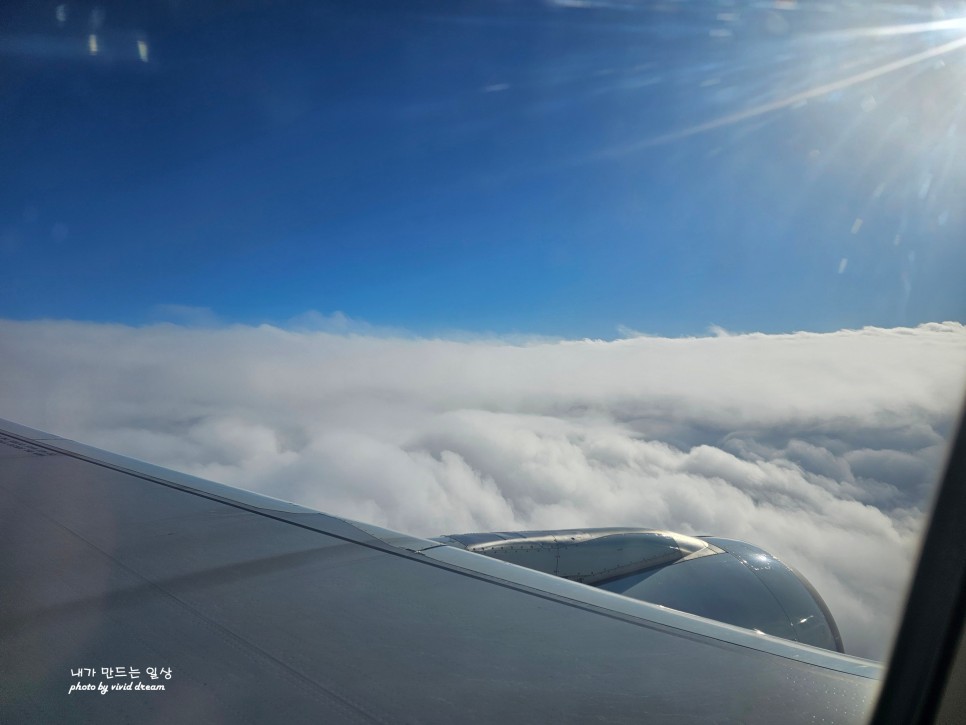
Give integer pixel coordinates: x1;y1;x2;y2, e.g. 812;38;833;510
2;318;965;660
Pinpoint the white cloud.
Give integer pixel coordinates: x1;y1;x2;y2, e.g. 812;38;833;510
2;317;965;660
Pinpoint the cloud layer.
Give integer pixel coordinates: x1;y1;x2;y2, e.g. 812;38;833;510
2;318;965;660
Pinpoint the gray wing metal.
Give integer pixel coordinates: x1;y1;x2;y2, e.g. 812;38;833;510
0;419;880;724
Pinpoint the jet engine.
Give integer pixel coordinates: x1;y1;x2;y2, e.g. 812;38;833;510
435;528;843;652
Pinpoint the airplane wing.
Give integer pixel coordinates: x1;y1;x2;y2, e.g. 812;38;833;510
0;418;885;723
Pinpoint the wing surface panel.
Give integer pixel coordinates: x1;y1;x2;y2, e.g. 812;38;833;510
0;421;880;723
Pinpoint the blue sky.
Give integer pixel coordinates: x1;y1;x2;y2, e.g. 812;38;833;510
2;0;964;337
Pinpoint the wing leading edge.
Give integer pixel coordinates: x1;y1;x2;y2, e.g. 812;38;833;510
0;419;880;724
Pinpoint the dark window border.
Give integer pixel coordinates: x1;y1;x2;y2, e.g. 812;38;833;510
871;402;966;724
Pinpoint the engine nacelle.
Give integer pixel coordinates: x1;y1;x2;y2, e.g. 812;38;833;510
435;528;843;653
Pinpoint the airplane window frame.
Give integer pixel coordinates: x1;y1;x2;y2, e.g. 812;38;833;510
870;401;966;724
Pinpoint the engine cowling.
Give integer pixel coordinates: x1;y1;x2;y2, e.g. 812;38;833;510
435;528;843;653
